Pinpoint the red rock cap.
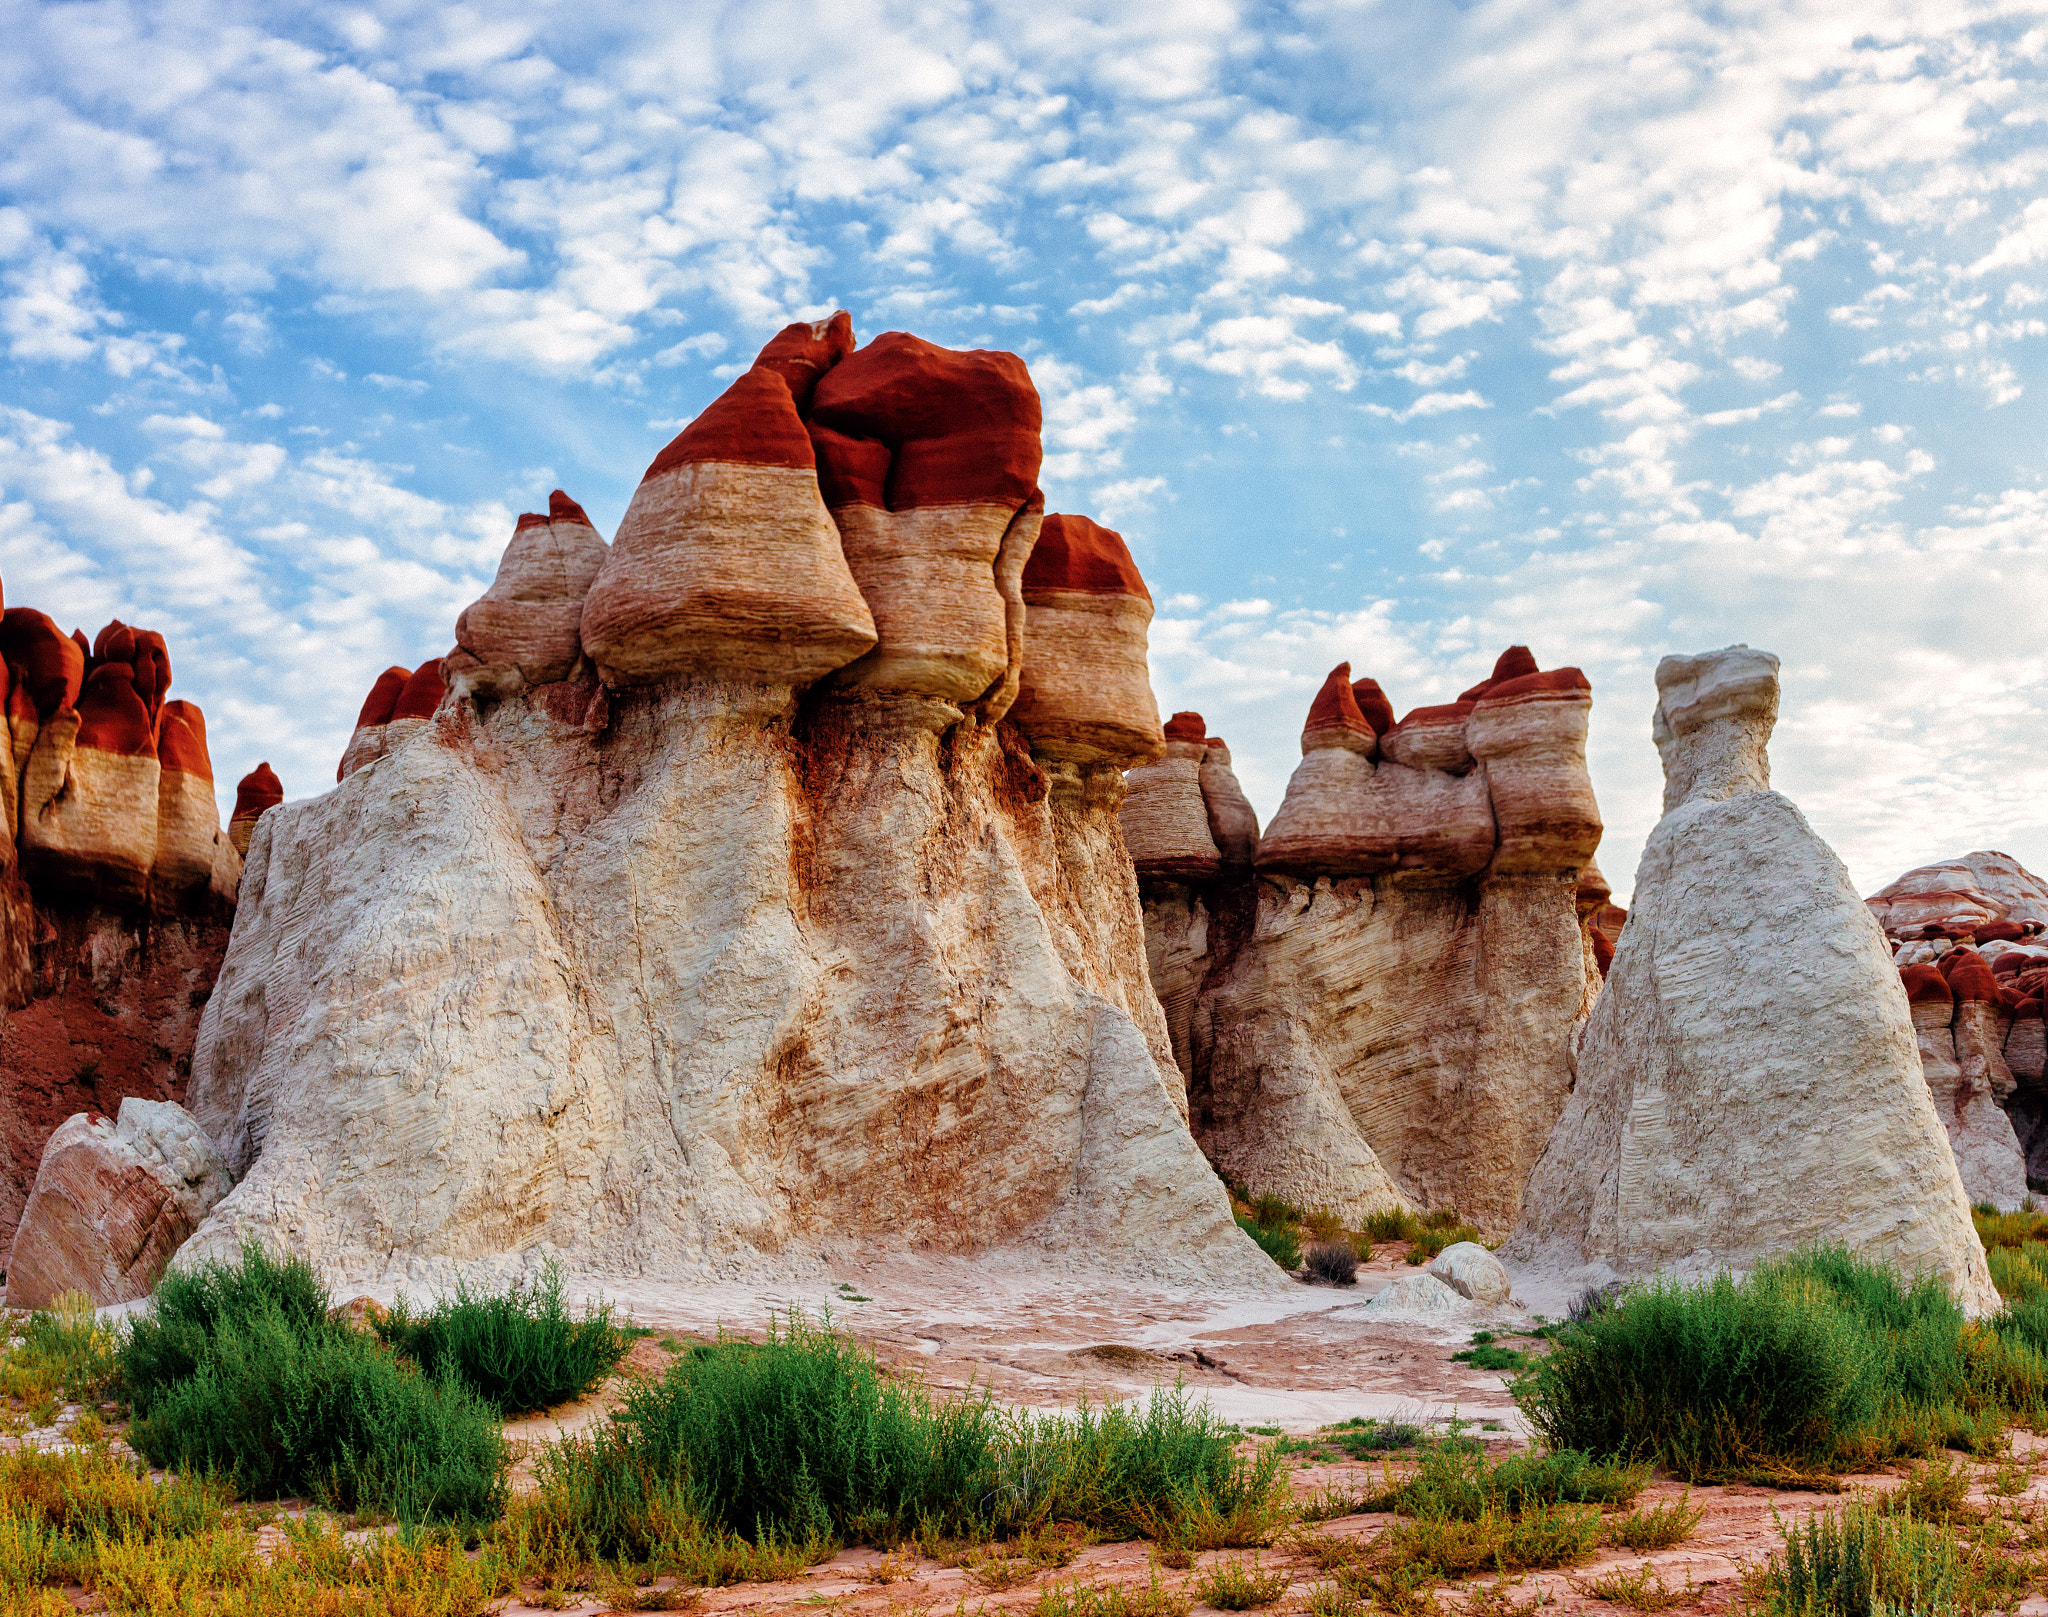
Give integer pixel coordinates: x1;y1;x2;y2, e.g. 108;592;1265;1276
231;763;283;824
1942;950;2003;1003
390;658;448;722
1992;953;2031;976
75;664;155;757
808;331;1041;511
752;312;856;413
1591;930;1615;976
1350;678;1396;736
0;608;85;718
2016;996;2043;1021
548;489;593;527
1979;920;2028;945
1025;514;1150;601
355;666;413;729
644;367;817;482
1478;667;1593;705
1163;712;1207;744
156;700;212;779
1901;963;1953;1005
1458;645;1541;703
1393;700;1476;732
1304;663;1374;739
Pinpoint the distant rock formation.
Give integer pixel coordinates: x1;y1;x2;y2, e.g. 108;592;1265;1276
7;1099;232;1309
182;317;1275;1292
1130;646;1606;1239
1505;647;1997;1314
1870;851;2048;1203
0;600;254;1264
228;763;282;858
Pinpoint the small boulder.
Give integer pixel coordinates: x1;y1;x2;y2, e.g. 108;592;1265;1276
1428;1241;1513;1305
1361;1271;1472;1314
5;1099;234;1309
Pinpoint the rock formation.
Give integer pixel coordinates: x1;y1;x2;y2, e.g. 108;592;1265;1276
0;605;256;1262
1009;514;1163;765
1135;647;1605;1239
1870;851;2048;1200
228;763;283;858
454;491;608;695
338;666;412;780
1505;647;1997;1314
6;1098;233;1308
181;318;1273;1292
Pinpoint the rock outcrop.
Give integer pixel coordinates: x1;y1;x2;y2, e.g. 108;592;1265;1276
1505;647;1996;1313
1137;647;1605;1239
5;1098;233;1308
1871;851;2048;1201
1009;514;1162;765
454;491;608;695
338;667;412;780
181;318;1273;1292
0;604;254;1260
228;763;283;858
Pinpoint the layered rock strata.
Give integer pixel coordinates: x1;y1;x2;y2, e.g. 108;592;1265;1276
6;1098;232;1309
1505;647;1997;1313
1871;851;2048;1200
0;601;256;1259
1135;646;1605;1238
183;319;1271;1291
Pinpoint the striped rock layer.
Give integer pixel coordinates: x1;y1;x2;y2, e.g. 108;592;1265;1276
1135;648;1607;1240
1506;646;1997;1315
455;490;608;694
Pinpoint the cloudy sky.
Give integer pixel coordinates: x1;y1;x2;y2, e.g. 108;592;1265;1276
3;0;2045;901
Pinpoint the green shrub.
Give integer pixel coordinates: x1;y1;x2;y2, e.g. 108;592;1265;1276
533;1313;1285;1559
1759;1499;2028;1617
2;1294;119;1409
1236;1214;1301;1271
377;1262;628;1415
119;1243;507;1524
1516;1246;2043;1477
1363;1443;1644;1519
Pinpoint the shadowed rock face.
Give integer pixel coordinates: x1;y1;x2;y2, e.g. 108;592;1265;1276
181;317;1275;1294
1135;649;1604;1240
1505;646;1998;1316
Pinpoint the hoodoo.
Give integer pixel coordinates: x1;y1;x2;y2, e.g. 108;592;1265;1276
1505;647;1996;1313
1133;646;1605;1237
181;317;1272;1292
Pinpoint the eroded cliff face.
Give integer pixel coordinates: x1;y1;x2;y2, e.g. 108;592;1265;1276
182;317;1275;1292
1129;649;1606;1241
1504;647;1996;1315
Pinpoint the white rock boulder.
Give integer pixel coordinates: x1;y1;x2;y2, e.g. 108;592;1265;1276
1429;1241;1512;1305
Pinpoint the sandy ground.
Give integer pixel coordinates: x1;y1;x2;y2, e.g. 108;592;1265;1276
16;1244;2048;1616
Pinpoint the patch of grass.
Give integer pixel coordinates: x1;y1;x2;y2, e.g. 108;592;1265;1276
1322;1417;1423;1459
1601;1493;1702;1551
1402;1221;1489;1267
1570;1563;1697;1611
1971;1204;2048;1251
1033;1569;1194;1617
1758;1498;2030;1617
376;1260;629;1415
0;1292;118;1413
1361;1444;1646;1518
1875;1453;1978;1522
1195;1553;1289;1609
530;1313;1285;1560
1517;1245;2048;1478
1451;1333;1536;1376
1366;1503;1602;1577
118;1242;508;1524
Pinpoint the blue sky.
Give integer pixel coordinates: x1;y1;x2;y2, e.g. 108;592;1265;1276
3;0;2046;902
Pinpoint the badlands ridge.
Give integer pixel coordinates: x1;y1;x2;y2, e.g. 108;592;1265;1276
0;315;2029;1318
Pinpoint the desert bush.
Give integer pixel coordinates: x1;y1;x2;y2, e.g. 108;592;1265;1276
1515;1246;2045;1476
1366;1503;1601;1578
1600;1492;1701;1550
1;1293;119;1412
1195;1553;1288;1609
1236;1214;1301;1271
531;1315;1284;1561
376;1261;628;1414
1363;1443;1644;1519
1758;1498;2029;1617
1305;1243;1359;1286
120;1242;507;1523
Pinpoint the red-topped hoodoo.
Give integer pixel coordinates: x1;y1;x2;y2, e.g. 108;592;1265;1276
1010;512;1164;768
579;317;877;687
